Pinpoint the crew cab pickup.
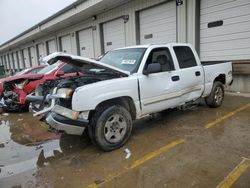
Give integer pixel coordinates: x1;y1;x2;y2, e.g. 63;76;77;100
29;43;233;151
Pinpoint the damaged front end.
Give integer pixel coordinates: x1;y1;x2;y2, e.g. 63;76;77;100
28;75;117;135
27;53;129;135
1;79;30;111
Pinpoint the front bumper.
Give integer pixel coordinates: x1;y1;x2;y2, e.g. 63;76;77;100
46;112;88;135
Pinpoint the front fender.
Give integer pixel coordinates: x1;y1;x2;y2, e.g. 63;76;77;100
72;77;138;112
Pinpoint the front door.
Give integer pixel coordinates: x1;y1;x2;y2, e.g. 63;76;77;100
139;47;182;115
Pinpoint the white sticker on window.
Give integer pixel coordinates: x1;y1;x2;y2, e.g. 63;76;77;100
121;60;136;65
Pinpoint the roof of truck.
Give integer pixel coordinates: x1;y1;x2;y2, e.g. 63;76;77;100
114;43;191;50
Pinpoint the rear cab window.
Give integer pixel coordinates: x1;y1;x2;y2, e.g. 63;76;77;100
173;46;197;69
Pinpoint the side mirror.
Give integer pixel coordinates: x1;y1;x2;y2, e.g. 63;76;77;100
56;70;65;77
143;63;161;75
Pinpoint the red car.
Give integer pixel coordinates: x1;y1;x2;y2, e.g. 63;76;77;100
0;61;80;111
0;65;46;96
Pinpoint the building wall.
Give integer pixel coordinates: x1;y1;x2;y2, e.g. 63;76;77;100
0;0;196;69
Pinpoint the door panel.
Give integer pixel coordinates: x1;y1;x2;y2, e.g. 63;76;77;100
139;47;181;115
173;46;204;103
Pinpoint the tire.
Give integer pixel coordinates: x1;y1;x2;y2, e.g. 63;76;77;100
205;81;224;108
88;105;132;151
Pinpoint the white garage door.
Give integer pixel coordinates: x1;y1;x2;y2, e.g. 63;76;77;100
7;54;12;70
60;35;72;53
200;0;250;61
37;43;46;61
78;28;94;58
4;55;9;69
23;49;30;68
103;18;126;52
47;40;57;54
12;52;18;70
18;51;24;69
29;46;37;66
139;1;176;45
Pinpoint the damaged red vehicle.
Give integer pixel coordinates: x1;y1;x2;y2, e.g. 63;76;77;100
0;65;46;96
0;54;81;111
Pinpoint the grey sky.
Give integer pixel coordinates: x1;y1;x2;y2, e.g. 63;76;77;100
0;0;77;45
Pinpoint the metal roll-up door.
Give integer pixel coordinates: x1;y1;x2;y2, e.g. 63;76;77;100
60;35;72;53
4;55;8;70
15;52;20;70
78;28;94;58
37;43;45;61
12;52;18;70
7;54;13;70
29;46;37;66
103;18;126;52
18;51;24;69
139;1;176;45
47;40;57;54
200;0;250;61
23;48;30;68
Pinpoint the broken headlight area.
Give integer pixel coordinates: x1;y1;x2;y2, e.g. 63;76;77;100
52;105;79;120
30;74;119;116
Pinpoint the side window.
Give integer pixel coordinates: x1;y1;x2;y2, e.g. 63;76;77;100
145;48;175;72
173;46;197;69
59;64;78;74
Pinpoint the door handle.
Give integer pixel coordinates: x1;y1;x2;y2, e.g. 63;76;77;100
195;71;201;76
172;75;180;82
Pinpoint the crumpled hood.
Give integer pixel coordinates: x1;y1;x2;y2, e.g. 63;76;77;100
43;52;130;76
2;73;44;83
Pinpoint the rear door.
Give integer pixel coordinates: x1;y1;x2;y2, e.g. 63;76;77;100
139;47;181;115
173;46;204;103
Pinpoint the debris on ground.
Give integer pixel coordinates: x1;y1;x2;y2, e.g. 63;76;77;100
124;148;131;159
2;113;9;116
17;119;23;122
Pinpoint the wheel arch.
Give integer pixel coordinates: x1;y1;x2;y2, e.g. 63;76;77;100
89;96;137;121
214;74;226;85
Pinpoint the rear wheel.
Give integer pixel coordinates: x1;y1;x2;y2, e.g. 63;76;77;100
205;81;224;108
88;105;132;151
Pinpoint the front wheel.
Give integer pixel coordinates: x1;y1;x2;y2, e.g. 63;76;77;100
89;105;132;151
205;81;224;108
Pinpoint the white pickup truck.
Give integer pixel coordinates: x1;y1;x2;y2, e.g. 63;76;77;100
28;43;233;151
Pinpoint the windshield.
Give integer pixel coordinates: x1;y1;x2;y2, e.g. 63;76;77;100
100;48;146;73
37;62;61;74
14;69;30;76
